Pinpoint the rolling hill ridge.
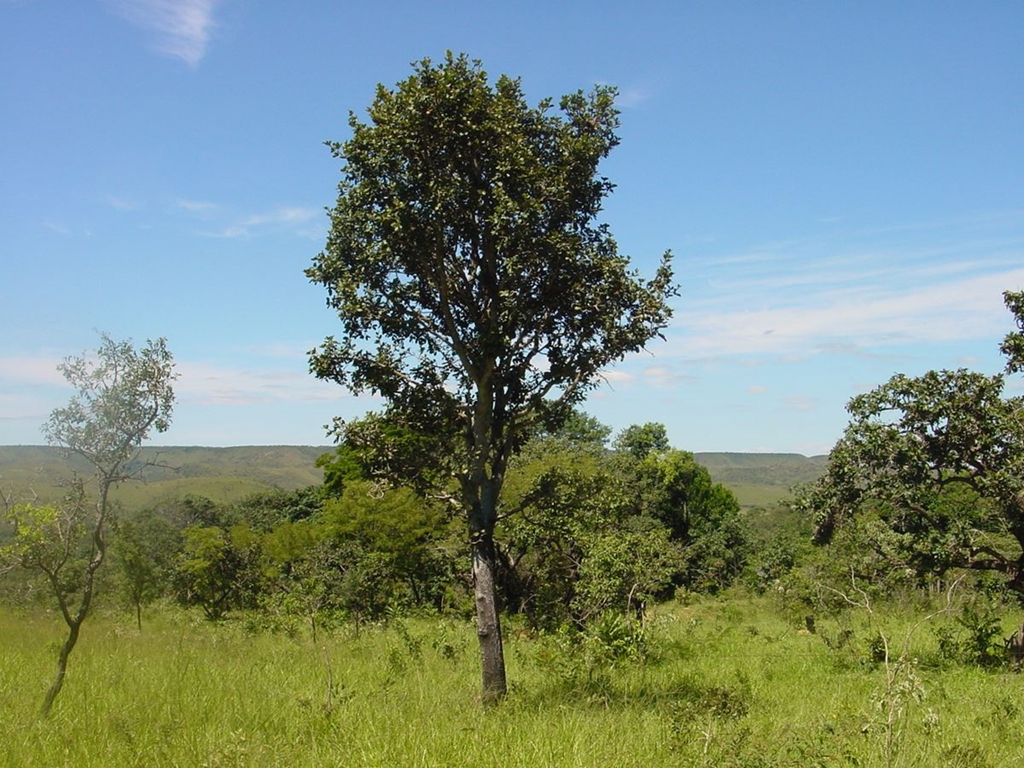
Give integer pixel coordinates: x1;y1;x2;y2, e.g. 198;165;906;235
0;445;826;509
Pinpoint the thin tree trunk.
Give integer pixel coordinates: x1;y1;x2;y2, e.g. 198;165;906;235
40;620;82;717
39;482;107;717
472;529;507;703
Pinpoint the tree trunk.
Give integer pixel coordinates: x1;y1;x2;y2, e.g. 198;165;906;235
40;620;81;718
471;529;507;703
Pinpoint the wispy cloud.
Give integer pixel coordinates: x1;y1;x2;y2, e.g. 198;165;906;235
174;361;350;407
785;395;817;412
42;221;93;238
671;267;1024;359
663;213;1024;363
105;0;220;67
0;354;349;417
107;196;142;211
175;198;219;214
615;87;651;109
207;207;321;239
0;356;66;387
599;370;635;385
175;200;321;238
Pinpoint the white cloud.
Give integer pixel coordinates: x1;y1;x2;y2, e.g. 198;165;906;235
599;369;635;385
641;365;687;388
220;207;320;238
244;208;319;227
0;393;53;425
0;356;67;387
669;262;1024;359
243;342;314;360
174;360;350;407
178;203;321;238
615;88;651;109
107;196;142;211
0;353;348;420
785;395;817;412
175;198;219;214
105;0;220;67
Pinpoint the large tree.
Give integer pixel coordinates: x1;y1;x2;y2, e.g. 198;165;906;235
307;53;675;701
1;334;175;715
802;291;1024;594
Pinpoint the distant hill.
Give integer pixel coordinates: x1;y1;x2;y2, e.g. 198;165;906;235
0;446;826;510
693;452;828;508
0;445;332;507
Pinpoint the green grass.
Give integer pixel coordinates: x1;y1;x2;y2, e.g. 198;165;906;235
1;595;1021;767
725;483;794;509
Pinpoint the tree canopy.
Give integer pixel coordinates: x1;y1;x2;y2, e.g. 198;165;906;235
801;291;1024;594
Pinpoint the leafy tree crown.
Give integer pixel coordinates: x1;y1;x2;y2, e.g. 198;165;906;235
307;53;676;466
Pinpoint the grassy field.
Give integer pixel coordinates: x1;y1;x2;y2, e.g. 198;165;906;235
2;594;1020;767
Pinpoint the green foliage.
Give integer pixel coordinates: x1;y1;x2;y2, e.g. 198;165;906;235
321;481;460;618
635;449;741;541
535;612;653;696
315;444;364;498
934;600;1006;668
232;485;323;531
1000;288;1024;373
500;421;746;629
320;412;450;497
307;53;675;446
612;422;669;459
746;532;800;592
572;528;680;622
623;446;748;593
43;335;176;475
174;524;264;620
2;502;80;571
162;494;232;528
539;410;613;452
110;510;181;628
799;296;1024;595
259;529;341;638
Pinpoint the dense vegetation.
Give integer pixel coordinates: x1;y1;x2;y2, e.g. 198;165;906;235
4;415;752;629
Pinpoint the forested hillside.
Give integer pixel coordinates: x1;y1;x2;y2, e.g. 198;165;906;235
0;445;822;508
0;445;330;506
693;452;828;507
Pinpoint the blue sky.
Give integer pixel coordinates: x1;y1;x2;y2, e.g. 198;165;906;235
2;1;1023;455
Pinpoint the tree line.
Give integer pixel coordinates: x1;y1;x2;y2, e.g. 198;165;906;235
3;414;748;628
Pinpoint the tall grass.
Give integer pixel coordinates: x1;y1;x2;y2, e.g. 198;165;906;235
1;594;1021;766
